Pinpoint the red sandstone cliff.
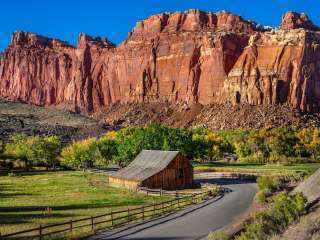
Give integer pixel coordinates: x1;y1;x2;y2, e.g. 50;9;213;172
0;10;320;113
225;12;320;111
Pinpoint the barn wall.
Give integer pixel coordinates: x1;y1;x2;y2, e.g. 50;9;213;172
109;176;141;191
142;154;193;190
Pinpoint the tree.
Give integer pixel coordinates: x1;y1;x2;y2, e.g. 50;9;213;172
297;128;320;159
234;142;251;159
295;128;315;158
310;128;320;160
28;136;61;168
60;138;101;169
5;134;32;168
97;136;118;166
205;131;224;160
5;134;61;169
267;128;298;158
115;127;145;166
0;140;4;156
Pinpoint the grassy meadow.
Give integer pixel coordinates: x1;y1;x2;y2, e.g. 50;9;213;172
0;171;167;235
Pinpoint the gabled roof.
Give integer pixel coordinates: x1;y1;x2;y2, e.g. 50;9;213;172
111;150;180;182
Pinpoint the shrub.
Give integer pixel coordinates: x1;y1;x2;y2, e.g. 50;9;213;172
208;230;228;240
239;152;266;164
236;192;306;240
257;176;281;192
255;190;268;203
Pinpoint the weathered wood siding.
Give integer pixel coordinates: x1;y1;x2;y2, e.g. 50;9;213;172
109;153;193;191
142;154;193;190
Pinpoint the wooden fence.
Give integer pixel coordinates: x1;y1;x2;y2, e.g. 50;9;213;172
0;191;213;240
137;187;201;197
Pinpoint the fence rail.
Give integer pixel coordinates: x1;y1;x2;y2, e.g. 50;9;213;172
137;187;201;197
0;191;214;240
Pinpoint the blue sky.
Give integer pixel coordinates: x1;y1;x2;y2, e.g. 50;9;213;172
0;0;319;51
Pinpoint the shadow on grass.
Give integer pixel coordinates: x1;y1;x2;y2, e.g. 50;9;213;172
0;200;146;213
0;170;75;177
0;192;37;198
0;213;77;224
0;183;38;198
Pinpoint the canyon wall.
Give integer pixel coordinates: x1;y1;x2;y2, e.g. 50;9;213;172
1;10;320;113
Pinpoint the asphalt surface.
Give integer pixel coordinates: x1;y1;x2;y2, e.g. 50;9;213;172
89;179;257;240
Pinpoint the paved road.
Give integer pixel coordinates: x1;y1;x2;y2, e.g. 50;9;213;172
89;179;257;240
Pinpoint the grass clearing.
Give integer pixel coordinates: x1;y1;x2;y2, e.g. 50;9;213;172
0;171;167;235
193;162;320;175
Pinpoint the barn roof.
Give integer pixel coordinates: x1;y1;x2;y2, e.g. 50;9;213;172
111;150;180;182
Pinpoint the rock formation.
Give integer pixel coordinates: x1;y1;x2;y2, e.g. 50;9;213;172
0;10;320;114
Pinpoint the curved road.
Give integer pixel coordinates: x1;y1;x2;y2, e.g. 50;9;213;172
89;179;257;240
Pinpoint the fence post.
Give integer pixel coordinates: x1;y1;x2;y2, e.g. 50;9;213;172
39;225;42;240
178;198;180;208
128;208;130;222
70;219;73;234
153;203;156;216
91;216;94;232
111;211;114;228
142;205;145;220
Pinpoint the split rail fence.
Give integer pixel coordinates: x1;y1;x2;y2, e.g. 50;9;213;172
0;191;213;240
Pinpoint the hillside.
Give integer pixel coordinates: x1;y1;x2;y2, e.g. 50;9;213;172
0;101;108;143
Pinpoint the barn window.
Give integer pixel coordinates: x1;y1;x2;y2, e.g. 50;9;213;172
178;168;184;179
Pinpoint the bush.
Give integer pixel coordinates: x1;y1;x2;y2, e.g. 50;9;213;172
239;152;266;164
208;230;228;240
236;192;306;240
257;176;281;192
255;190;268;203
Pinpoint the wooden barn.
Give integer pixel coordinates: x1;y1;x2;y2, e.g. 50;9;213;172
109;150;193;191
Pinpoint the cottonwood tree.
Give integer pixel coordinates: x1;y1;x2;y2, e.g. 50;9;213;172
60;138;101;169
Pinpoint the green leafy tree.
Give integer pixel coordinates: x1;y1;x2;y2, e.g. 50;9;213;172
60;138;101;169
28;136;61;168
5;134;32;168
97;136;118;166
115;127;145;166
267;128;298;157
5;134;61;168
0;140;4;156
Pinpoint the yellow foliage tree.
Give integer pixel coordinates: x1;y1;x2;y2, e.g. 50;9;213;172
205;131;223;160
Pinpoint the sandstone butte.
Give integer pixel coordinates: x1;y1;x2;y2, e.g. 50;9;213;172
1;10;320;114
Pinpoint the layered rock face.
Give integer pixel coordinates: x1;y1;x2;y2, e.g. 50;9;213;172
225;12;320;111
1;10;320;113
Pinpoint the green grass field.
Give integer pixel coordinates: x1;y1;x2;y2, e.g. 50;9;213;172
0;171;166;235
193;162;320;175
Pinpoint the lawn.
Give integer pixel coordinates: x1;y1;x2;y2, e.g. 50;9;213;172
193;162;320;175
0;171;167;235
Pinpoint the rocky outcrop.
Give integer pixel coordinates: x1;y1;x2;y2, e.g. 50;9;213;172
1;10;320;114
280;11;320;31
224;13;320;112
